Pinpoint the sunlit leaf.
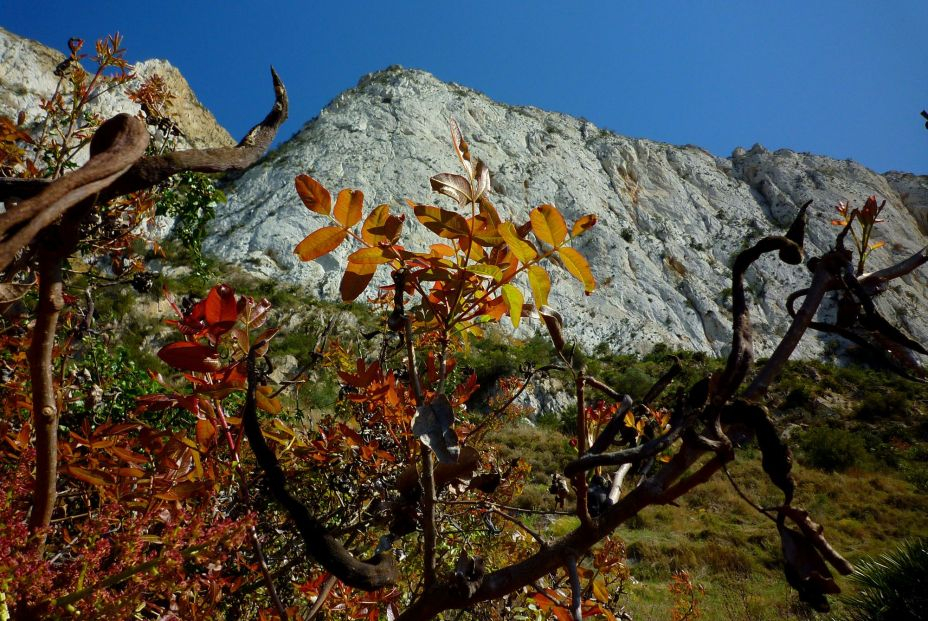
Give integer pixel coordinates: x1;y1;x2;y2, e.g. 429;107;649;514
340;261;377;301
362;204;403;244
295;174;331;215
466;263;503;282
333;188;363;228
449;117;472;176
501;284;524;328
530;204;567;246
527;264;551;308
430;173;472;206
204;284;237;333
498;222;538;263
571;214;598;237
474;160;490;200
157;341;221;373
414;204;471;239
294;226;348;262
558;246;596;294
347;247;394;264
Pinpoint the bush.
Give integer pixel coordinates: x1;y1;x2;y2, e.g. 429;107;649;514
799;426;868;472
836;538;928;621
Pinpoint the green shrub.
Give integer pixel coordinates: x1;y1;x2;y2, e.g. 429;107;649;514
836;538;928;621
799;426;867;472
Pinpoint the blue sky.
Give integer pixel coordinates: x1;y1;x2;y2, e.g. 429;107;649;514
5;1;927;173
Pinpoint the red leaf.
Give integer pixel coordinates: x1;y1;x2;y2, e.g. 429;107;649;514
204;284;238;334
157;341;221;373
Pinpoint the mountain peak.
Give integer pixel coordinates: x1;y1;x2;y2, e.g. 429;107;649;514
205;68;928;358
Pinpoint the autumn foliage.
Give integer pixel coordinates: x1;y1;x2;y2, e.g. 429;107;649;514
1;33;927;621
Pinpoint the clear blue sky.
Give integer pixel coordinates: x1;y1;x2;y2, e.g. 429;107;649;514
5;1;927;173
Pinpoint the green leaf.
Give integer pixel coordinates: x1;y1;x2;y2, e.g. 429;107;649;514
501;284;524;328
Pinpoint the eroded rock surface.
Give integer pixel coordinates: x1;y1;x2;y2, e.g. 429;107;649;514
206;66;928;358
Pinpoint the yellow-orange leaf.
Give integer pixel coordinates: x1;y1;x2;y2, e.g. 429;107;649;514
530;204;567;246
362;204;403;244
527;264;551;308
294;226;347;262
413;204;470;239
558;246;596;294
430;243;455;257
498;222;537;263
295;174;331;215
196;418;217;449
64;465;111;487
256;385;282;414
348;247;393;264
501;284;524;328
571;214;598;237
333;188;363;228
340;261;377;301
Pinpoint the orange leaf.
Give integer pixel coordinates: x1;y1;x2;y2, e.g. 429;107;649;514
362;204;403;244
530;204;568;246
157;341;221;373
333;188;363;228
571;214;598;237
527;264;551;308
340;261;377;302
413;204;471;239
294;226;348;262
558;246;596;294
295;174;331;215
64;465;111;487
196;418;217;449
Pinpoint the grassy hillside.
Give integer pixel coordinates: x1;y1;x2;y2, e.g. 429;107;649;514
89;249;928;619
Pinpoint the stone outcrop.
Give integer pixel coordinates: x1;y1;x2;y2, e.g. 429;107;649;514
0;27;233;150
206;66;928;359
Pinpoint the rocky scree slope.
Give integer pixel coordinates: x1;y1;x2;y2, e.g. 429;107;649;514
0;27;234;151
206;66;928;359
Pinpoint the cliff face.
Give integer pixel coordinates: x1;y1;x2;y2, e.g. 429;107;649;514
204;66;928;358
0;27;233;150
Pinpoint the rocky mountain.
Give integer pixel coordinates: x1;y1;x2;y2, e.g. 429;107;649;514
205;65;928;359
0;27;233;150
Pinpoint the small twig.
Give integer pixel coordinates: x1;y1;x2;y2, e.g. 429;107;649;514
488;508;548;548
305;574;338;620
722;466;776;523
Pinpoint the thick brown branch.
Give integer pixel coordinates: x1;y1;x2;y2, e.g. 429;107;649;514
0;114;149;272
27;252;64;535
241;348;398;590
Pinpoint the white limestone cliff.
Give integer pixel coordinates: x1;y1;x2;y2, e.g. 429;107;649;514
204;66;928;359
